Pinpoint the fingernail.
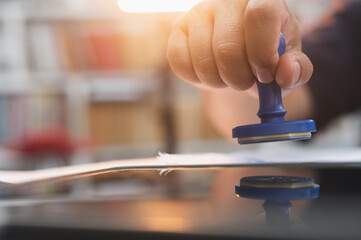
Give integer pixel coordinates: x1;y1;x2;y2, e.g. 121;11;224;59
255;69;273;83
293;62;301;86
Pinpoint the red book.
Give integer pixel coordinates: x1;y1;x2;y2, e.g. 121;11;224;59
90;33;122;71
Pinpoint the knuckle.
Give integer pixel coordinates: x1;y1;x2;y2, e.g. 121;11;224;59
166;40;176;58
193;58;226;88
218;65;256;91
167;53;192;82
166;43;181;63
213;42;256;90
223;71;255;91
194;57;215;73
196;62;224;87
214;42;242;67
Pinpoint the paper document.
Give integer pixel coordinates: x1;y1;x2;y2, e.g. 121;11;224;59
0;147;360;185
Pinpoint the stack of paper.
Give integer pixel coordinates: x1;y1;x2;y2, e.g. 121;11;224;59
0;147;360;185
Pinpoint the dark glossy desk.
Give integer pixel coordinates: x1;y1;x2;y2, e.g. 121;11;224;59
0;167;360;240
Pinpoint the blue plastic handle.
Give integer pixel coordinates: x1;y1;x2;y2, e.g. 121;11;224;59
256;33;287;123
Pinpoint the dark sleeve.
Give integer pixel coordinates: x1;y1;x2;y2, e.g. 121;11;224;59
302;1;361;130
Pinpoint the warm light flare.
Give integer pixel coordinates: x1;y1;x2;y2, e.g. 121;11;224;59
117;0;203;13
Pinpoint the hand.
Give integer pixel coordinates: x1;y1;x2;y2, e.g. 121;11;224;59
167;0;313;91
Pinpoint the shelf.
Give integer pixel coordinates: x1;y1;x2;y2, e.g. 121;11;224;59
0;72;64;94
88;77;159;102
0;70;160;99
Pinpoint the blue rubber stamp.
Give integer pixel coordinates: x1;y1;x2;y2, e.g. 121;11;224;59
232;34;317;144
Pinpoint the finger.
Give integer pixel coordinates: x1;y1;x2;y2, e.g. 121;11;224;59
212;0;255;90
167;28;200;84
244;0;287;83
187;4;226;88
276;50;313;89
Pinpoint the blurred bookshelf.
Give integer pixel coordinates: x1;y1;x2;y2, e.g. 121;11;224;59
0;0;230;167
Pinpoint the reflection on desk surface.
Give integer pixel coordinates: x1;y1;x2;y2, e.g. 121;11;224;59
0;167;360;239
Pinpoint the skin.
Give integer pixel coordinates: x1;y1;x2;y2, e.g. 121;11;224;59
167;0;315;139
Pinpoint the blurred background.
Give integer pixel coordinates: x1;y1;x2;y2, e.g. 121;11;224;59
0;0;227;171
0;0;360;196
0;2;360;238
